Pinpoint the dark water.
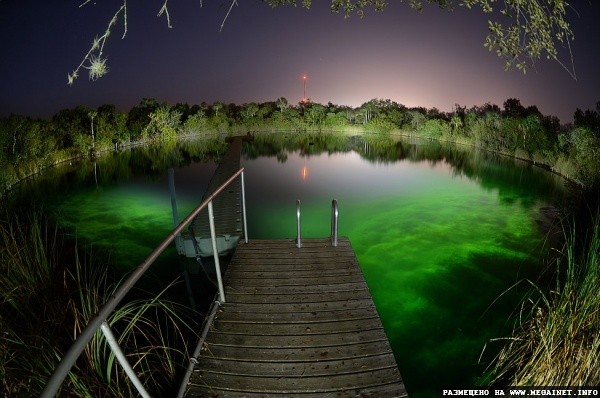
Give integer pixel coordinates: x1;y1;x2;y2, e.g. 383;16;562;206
7;133;570;397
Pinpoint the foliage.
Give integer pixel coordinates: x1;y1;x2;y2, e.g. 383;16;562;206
3;97;600;194
419;118;450;139
181;110;208;135
67;0;577;85
144;105;182;141
0;213;196;396
365;115;397;134
486;218;600;386
562;127;600;184
272;0;576;77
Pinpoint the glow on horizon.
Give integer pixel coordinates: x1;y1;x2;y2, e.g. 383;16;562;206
0;1;598;122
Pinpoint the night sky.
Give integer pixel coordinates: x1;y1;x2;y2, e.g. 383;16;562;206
1;1;599;123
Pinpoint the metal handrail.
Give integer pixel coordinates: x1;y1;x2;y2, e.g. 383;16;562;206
175;299;221;398
208;200;226;303
331;199;338;247
41;167;247;398
295;199;302;248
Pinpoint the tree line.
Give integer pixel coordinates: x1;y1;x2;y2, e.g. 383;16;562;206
1;97;599;192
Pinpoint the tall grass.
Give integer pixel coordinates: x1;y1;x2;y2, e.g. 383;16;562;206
486;217;600;386
0;214;197;396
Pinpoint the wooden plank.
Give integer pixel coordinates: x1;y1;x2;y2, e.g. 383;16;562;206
185;237;406;397
201;340;393;363
211;318;383;335
226;274;365;288
194;353;398;377
223;290;372;304
187;382;408;398
226;269;362;280
203;330;389;350
219;299;376;314
214;306;378;323
224;282;368;295
189;367;401;393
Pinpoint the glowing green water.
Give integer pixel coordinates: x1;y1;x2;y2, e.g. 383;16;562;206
15;134;566;397
243;148;560;396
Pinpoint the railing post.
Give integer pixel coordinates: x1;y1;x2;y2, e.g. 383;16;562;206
295;199;302;248
241;171;248;244
168;168;185;254
100;322;151;398
331;199;338;247
208;200;226;303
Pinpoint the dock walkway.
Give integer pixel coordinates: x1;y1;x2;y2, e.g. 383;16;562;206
182;136;244;257
185;237;407;397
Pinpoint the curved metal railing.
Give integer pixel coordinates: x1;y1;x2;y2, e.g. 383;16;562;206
41;168;247;398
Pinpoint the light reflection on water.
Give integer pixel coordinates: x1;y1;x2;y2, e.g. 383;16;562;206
17;134;567;398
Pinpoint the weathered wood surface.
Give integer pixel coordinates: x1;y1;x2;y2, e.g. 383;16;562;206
186;238;408;397
192;136;243;238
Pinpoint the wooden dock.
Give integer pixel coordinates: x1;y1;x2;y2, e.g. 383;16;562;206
182;136;244;257
185;237;407;397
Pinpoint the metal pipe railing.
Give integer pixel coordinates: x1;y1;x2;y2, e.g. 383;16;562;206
295;199;302;248
100;321;151;398
241;171;248;244
331;199;338;247
41;167;246;398
175;299;221;398
208;200;226;303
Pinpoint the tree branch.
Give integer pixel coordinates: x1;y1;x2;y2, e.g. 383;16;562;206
221;0;239;32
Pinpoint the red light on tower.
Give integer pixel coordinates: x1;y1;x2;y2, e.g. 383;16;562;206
302;74;308;102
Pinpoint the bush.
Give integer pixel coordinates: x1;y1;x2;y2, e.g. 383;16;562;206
0;214;196;396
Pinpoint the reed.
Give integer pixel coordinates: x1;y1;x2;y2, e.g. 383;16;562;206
486;216;600;386
0;214;197;396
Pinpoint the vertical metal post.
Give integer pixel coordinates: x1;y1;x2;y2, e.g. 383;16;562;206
331;199;338;247
168;168;185;254
208;201;226;303
100;322;151;398
169;168;196;310
175;301;221;398
296;199;302;248
168;168;180;227
241;171;248;243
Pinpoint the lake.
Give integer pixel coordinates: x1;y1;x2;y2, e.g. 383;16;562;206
8;132;569;397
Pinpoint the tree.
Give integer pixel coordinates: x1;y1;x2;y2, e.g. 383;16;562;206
127;98;159;141
359;100;379;124
304;103;326;127
96;104;127;147
574;102;600;136
503;98;527;119
241;103;260;122
211;102;223;117
68;0;577;85
276;97;288;113
181;110;208;135
51;106;92;150
88;110;97;150
144;105;182;141
408;110;426;131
